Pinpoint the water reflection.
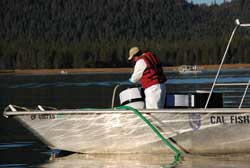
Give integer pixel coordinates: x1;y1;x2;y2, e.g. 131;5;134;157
0;142;34;149
39;153;250;168
40;154;176;168
181;155;250;168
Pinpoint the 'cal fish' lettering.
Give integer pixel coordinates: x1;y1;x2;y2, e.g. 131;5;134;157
230;115;250;124
210;116;225;124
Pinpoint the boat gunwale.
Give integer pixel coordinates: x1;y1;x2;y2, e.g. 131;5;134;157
3;108;250;117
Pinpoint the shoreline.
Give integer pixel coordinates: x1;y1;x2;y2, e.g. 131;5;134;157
0;64;250;75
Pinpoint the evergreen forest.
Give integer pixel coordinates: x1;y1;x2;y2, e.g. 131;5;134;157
0;0;250;69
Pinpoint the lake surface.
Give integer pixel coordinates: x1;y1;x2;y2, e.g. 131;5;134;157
0;68;250;167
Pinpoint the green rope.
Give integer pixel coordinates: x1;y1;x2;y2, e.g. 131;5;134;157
116;105;182;166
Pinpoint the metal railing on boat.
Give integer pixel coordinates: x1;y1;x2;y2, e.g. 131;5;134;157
205;19;250;109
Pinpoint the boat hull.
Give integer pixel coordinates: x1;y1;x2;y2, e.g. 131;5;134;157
6;108;250;154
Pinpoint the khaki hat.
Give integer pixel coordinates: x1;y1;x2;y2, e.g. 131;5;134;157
128;47;140;60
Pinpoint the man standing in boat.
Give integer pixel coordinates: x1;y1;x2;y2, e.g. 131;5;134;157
128;46;167;109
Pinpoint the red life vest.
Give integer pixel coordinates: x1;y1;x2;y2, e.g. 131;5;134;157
139;52;166;89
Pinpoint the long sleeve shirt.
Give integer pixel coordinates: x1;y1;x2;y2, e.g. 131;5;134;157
130;59;147;84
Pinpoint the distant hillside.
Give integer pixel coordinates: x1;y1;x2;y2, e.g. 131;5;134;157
0;0;250;69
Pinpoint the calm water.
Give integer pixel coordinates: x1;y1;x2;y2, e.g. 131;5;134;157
0;68;250;167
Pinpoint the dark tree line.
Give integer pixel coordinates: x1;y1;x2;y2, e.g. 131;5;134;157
0;0;250;69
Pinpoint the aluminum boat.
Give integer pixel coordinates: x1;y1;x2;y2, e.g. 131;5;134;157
3;19;250;155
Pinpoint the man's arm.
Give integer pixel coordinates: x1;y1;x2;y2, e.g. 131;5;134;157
129;59;147;83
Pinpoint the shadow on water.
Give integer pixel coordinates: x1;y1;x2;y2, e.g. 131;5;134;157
0;117;50;167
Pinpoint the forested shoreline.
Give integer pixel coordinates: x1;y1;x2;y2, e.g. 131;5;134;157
0;0;250;69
